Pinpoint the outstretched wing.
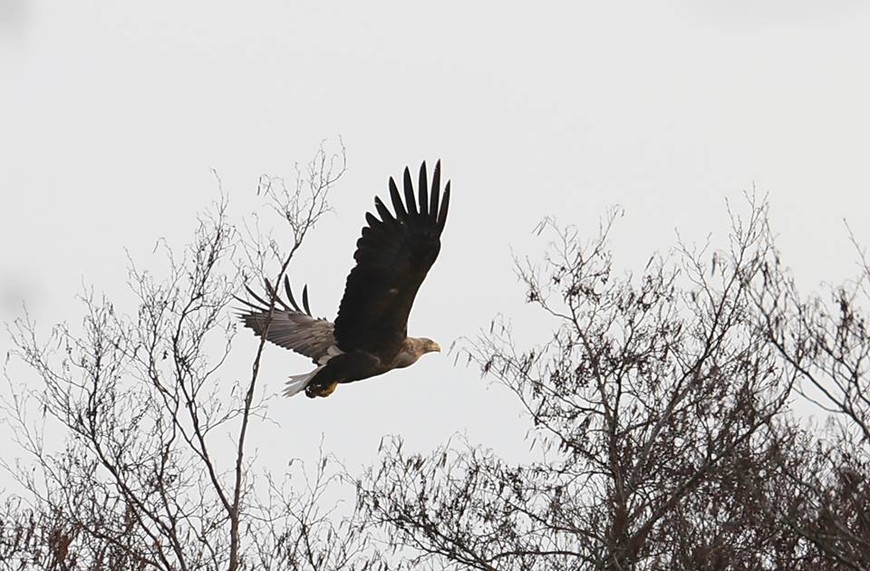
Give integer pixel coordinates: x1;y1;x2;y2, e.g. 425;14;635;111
334;161;450;354
237;277;336;364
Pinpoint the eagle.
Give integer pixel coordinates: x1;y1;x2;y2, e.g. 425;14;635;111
238;161;450;398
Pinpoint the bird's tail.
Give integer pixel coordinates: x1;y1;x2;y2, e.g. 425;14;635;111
283;365;324;398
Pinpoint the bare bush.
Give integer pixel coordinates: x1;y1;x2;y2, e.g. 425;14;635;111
0;144;382;571
751;223;870;570
354;198;869;570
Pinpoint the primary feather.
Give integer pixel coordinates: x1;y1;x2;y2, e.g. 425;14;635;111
237;278;336;364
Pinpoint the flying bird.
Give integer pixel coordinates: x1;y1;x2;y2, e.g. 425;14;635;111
238;161;451;398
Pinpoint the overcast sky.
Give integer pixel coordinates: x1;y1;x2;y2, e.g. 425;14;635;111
2;1;869;477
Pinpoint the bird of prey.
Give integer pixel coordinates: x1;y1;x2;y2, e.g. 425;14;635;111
238;161;450;398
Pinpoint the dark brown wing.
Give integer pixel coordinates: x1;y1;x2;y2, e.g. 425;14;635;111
236;277;336;364
334;161;450;355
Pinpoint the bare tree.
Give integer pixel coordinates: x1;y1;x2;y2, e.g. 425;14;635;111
0;144;382;570
354;198;869;570
750;223;870;570
5;169;869;571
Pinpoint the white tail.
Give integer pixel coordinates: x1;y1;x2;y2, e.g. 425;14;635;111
283;345;343;398
283;365;324;397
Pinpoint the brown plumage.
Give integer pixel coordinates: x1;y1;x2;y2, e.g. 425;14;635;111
237;161;450;398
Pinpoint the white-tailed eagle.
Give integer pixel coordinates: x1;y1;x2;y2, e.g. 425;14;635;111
238;161;450;398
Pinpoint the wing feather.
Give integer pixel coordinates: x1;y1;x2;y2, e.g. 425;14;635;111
437;180;450;230
403;167;417;216
418;164;429;216
389;178;406;218
334;161;450;354
428;161;440;217
374;197;395;225
237;277;336;363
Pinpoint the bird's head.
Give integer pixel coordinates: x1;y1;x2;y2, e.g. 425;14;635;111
421;338;441;354
394;337;442;369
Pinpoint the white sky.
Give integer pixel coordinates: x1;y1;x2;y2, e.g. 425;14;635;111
2;1;869;477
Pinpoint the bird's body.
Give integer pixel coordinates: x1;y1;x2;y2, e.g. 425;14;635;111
238;161;450;398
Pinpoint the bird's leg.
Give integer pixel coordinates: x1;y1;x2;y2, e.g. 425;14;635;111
320;381;339;397
306;380;340;398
